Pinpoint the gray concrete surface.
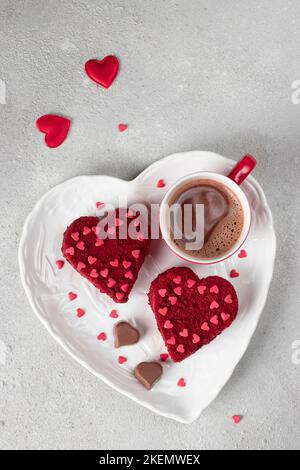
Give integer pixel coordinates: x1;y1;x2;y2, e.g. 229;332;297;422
0;0;300;450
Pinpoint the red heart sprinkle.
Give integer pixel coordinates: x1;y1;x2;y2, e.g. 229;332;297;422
107;278;116;288
97;332;107;341
157;179;166;188
116;292;124;301
65;247;74;255
169;296;177;305
230;269;239;278
160;353;169;362
85;55;119;89
76;308;85;318
210;300;219;310
192;334;200;344
232;415;242;424
201;322;210;331
164;320;173;329
210;315;219;325
121;283;129;293
125;270;134;280
158;289;167;298
167;336;176;345
71;232;79;242
95;238;104;247
221;312;230;321
83;226;91;235
118;123;128;132
68;292;77;301
174;286;182;296
110;259;119;267
173;276;181;285
179;328;188;337
118;355;127;365
109;309;118;319
96;201;105;209
55;260;64;270
176;344;185;353
36;114;71;148
123;260;131;269
177;378;186;387
88;256;97;265
100;268;108;278
238;249;247;258
90;269;99;278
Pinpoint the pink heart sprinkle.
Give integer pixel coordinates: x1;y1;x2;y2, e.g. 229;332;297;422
164;320;173;329
88;256;97;265
187;279;196;288
107;278;116;288
55;260;64;270
174;286;182;296
100;268;108;278
238;249;247;258
77;261;86;271
121;283;129;293
76;241;85;251
157;179;166;188
90;269;99;278
92;226;98;233
118;356;127;364
160;353;169;362
132;249;140;259
169;296;177;305
116;292;124;301
177;378;186;387
179;328;188;337
232;415;242;424
109;309;118;319
97;332;107;341
210;315;219;325
65;247;74;255
115;218;124;227
158;289;167;298
224;294;233;304
83;226;91;235
158;307;168;316
71;232;79;242
122;260;131;269
192;334;200;344
197;285;207;295
173;276;181;285
125;270;134;280
221;312;230;321
210;300;219;310
68;292;77;301
201;322;210;331
110;259;119;267
210;285;219;294
177;344;185;353
167;336;176;345
96;201;105;209
95;238;104;247
118;123;128;132
230;269;239;278
76;308;85;318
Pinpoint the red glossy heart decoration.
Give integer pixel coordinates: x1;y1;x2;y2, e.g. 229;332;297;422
148;267;238;362
85;55;119;88
36;114;71;148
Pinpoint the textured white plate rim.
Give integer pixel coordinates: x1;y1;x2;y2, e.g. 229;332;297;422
19;151;276;424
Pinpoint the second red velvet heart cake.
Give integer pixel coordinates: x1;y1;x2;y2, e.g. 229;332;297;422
62;208;151;303
148;267;238;362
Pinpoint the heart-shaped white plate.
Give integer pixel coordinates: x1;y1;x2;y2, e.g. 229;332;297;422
19;151;276;423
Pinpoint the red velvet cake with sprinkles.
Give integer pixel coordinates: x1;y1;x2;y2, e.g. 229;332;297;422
148;267;238;362
62;208;151;303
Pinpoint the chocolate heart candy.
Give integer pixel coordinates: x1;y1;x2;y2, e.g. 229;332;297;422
134;362;163;390
114;321;140;348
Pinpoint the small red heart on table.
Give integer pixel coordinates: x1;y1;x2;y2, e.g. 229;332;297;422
85;55;119;88
148;267;238;362
62;209;151;303
36;114;71;148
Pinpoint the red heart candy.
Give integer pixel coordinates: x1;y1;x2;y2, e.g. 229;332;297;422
118;123;128;132
148;267;238;362
230;269;239;278
36;114;71;148
177;378;186;387
85;55;119;89
238;249;247;258
62;209;151;303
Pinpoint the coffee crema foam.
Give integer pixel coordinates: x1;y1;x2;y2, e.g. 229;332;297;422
168;179;244;259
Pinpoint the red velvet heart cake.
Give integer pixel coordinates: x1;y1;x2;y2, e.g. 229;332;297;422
62;209;151;303
148;267;238;362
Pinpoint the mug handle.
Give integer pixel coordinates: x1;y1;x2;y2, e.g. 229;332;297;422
227;154;257;186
